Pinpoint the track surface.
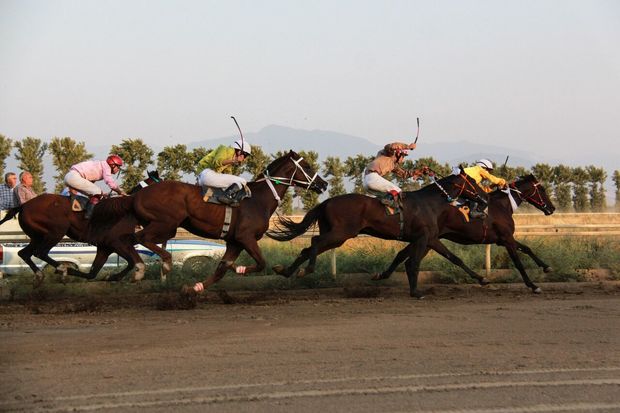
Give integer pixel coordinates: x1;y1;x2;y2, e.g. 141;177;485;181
1;282;620;412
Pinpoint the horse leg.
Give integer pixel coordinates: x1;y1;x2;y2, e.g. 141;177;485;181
372;244;411;280
82;246;113;280
234;238;266;275
404;233;430;299
17;243;45;287
515;240;552;273
186;242;244;294
427;238;489;285
141;241;173;281
504;241;542;294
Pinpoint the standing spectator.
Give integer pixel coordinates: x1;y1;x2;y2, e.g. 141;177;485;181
15;171;38;205
0;172;18;210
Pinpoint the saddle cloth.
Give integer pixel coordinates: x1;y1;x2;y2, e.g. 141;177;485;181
365;190;402;216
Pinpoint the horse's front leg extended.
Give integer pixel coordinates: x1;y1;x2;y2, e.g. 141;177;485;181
515;240;552;273
427;238;489;285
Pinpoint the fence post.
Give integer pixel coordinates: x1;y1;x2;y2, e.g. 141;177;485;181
485;244;491;277
331;249;337;277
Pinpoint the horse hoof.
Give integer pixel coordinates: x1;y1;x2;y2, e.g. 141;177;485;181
33;271;45;289
410;290;425;299
133;263;146;282
543;267;553;273
479;278;490;286
162;261;172;274
272;264;285;275
297;268;306;278
533;287;542;294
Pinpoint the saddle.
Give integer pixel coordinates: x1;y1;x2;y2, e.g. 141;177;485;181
67;194;89;212
201;184;252;207
366;190;402;216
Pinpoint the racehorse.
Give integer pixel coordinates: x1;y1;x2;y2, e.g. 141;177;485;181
97;150;328;294
267;168;489;298
375;174;556;293
0;170;164;287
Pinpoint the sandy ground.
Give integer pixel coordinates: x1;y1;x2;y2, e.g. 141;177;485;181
1;281;620;412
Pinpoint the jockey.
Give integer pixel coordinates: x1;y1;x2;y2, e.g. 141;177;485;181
463;158;507;218
63;155;127;218
363;142;425;202
197;139;252;205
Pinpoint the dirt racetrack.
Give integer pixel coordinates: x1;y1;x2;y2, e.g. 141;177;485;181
1;280;620;412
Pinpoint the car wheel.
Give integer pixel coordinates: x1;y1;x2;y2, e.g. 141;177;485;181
182;257;211;277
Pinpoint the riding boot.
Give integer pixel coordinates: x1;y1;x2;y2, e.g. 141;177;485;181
469;202;488;219
85;195;102;219
217;184;241;205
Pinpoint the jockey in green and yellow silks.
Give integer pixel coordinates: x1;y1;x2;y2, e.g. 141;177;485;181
197;140;252;205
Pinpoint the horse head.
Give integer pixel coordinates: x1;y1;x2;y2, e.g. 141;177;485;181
266;151;328;194
128;170;163;195
511;175;555;215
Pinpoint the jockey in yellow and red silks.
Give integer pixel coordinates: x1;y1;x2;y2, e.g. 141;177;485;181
464;158;508;218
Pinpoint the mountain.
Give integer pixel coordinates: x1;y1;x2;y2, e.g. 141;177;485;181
186;125;382;160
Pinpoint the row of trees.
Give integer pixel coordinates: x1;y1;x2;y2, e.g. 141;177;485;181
1;134;619;213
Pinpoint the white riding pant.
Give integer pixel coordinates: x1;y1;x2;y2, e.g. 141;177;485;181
63;170;103;196
362;172;401;193
198;169;247;189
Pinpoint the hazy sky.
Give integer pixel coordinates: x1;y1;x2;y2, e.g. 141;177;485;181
1;0;619;160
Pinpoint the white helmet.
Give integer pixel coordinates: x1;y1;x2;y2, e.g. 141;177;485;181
233;139;252;156
476;158;494;170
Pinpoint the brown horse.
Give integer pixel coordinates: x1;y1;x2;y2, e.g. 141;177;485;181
267;168;489;298
0;171;166;286
100;151;328;294
376;174;556;293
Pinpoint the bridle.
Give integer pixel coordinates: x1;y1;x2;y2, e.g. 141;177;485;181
256;155;319;205
510;180;549;210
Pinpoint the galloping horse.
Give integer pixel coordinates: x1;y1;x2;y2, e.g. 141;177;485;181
0;170;164;286
106;151;328;294
267;168;489;298
376;174;556;293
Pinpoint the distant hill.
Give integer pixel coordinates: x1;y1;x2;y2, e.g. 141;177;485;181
186;125;382;161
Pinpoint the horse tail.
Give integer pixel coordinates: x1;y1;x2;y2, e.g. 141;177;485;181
266;202;326;241
0;206;21;226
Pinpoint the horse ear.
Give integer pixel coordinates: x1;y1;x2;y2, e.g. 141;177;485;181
458;164;465;174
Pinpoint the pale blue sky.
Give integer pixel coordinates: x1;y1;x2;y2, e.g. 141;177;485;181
1;0;619;161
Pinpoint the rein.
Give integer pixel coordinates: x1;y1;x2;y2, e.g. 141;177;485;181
429;171;481;203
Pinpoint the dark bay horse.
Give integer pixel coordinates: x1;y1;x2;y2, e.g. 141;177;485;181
267;169;489;298
376;174;556;293
0;171;165;286
104;151;328;294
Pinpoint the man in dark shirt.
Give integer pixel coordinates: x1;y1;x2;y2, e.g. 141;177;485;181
0;172;18;210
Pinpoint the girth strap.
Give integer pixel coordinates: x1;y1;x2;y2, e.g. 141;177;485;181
220;206;233;238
